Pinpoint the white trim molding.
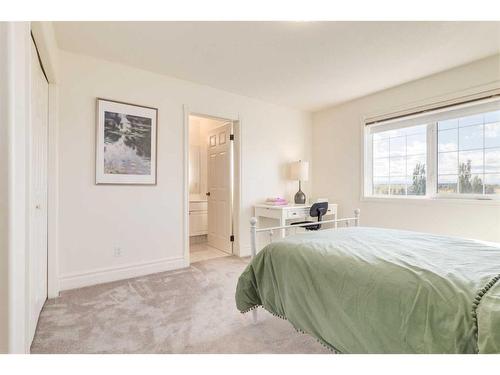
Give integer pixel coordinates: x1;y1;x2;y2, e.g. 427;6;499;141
1;21;31;354
59;257;186;291
0;23;9;354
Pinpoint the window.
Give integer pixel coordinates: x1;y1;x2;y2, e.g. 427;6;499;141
372;125;427;196
437;111;500;195
364;97;500;200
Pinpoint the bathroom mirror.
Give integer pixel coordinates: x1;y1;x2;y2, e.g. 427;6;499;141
189;145;201;194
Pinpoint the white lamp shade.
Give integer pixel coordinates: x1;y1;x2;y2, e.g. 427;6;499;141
290;160;309;181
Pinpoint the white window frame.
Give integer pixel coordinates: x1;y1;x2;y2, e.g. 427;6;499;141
364;123;432;199
363;96;500;202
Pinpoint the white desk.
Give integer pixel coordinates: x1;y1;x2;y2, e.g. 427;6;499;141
254;203;338;238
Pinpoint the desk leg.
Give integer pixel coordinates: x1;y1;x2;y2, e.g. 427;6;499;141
280;213;286;238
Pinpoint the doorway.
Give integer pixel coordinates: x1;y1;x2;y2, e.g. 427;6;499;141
187;114;238;264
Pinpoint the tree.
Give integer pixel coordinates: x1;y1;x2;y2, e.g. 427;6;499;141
459;160;483;194
409;162;426;195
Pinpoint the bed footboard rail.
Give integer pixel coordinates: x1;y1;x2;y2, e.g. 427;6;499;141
249;209;360;258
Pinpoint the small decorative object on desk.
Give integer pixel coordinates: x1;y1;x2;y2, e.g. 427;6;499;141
265;197;289;206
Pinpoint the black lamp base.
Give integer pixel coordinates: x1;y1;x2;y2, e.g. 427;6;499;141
294;189;306;204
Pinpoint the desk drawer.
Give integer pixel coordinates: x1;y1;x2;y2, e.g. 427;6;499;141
255;206;282;219
286;208;309;219
287;206;335;219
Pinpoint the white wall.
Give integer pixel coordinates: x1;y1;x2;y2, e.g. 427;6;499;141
312;54;500;242
58;51;312;290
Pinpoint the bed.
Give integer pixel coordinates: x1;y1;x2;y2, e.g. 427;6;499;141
235;211;500;353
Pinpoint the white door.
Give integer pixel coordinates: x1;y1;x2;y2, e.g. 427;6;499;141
207;123;232;254
29;40;49;343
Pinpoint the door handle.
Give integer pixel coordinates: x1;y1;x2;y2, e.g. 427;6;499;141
206;192;211;196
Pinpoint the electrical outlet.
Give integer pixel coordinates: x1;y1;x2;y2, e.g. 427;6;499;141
113;247;122;257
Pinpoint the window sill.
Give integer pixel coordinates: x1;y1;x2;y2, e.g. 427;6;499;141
361;195;500;206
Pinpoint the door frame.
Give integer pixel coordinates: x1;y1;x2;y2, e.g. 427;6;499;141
2;21;31;354
182;105;242;266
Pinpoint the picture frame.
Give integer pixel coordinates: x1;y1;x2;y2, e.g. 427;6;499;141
95;98;158;185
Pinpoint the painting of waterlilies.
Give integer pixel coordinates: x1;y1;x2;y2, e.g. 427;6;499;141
96;99;157;184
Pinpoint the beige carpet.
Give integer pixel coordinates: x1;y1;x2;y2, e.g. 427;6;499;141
31;256;330;354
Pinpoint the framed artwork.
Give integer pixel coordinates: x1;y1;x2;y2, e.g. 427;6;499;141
95;98;158;185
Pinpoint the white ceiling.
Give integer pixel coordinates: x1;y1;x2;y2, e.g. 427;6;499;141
53;22;500;111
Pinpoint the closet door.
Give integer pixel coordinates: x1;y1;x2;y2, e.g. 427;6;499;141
29;39;49;343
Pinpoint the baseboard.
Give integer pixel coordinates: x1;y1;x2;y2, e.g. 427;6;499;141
59;257;186;291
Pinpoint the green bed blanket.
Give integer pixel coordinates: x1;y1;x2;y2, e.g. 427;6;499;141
235;227;500;353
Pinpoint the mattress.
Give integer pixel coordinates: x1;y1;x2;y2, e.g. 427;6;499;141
235;227;500;353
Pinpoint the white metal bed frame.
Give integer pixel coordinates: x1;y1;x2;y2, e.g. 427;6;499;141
248;208;361;323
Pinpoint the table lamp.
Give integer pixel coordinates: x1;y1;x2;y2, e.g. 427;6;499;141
290;160;309;204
